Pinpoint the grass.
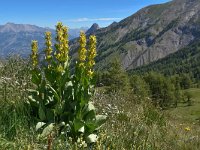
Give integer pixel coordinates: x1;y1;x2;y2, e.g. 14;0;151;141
0;57;200;149
167;88;200;123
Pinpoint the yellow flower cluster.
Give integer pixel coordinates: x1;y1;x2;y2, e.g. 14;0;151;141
45;32;53;62
184;127;191;131
87;35;97;77
55;22;69;63
31;40;38;67
78;31;87;67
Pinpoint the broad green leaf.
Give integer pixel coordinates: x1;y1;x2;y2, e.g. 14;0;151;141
85;122;98;134
46;109;54;121
39;105;46;121
45;69;54;84
40;123;54;138
96;115;107;127
73;119;84;132
36;122;46;131
84;110;96;122
31;70;41;85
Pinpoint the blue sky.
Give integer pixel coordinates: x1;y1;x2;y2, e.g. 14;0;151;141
0;0;170;29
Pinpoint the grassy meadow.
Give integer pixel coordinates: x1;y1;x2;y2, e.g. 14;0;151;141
0;57;200;149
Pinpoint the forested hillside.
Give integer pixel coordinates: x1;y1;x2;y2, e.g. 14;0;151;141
130;41;200;81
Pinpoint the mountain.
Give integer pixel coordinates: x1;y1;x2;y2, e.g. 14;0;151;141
69;27;89;39
70;0;200;70
129;40;200;80
0;23;87;57
86;23;100;35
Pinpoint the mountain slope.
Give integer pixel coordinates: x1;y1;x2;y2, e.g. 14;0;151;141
129;40;200;80
70;0;200;70
0;23;88;57
86;23;100;35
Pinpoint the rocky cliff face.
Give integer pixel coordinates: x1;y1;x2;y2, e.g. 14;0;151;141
71;0;200;70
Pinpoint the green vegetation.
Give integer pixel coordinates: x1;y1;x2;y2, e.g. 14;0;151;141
97;59;194;109
96;57;129;92
29;23;107;148
1;55;200;149
130;41;200;82
168;88;200;123
0;23;200;149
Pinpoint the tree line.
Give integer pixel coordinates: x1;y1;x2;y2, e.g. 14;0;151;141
96;58;195;109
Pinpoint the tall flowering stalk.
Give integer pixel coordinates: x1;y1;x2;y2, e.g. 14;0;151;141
54;22;69;72
31;40;38;67
62;26;69;62
54;22;69;62
87;35;97;78
44;32;53;66
54;22;63;62
78;31;87;67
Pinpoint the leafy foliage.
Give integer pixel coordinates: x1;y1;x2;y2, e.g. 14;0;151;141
130;41;200;82
28;22;107;143
96;57;130;92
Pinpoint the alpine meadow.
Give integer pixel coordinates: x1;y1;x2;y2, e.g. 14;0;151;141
0;0;200;149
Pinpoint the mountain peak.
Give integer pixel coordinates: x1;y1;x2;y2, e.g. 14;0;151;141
86;23;100;35
0;23;43;33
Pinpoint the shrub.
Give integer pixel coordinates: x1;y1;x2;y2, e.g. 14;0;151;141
28;22;106;145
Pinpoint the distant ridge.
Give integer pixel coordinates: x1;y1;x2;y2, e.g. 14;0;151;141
0;23;88;57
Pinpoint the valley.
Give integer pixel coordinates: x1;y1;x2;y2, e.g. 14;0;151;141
0;0;200;149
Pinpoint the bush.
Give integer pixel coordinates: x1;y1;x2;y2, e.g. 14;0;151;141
28;22;106;146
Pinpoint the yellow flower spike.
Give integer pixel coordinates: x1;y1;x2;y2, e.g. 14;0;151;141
54;22;69;63
45;32;53;63
55;22;64;62
62;26;69;62
87;35;97;77
78;31;87;67
31;40;39;67
87;69;94;77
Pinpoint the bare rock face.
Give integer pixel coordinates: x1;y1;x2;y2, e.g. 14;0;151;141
70;0;200;70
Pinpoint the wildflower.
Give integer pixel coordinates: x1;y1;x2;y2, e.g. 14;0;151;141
87;35;96;68
62;26;69;62
185;126;191;131
78;31;87;67
87;69;94;77
87;35;97;77
31;40;38;67
45;32;53;63
55;22;69;63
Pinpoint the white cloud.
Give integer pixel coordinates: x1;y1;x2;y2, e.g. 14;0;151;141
68;17;122;22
